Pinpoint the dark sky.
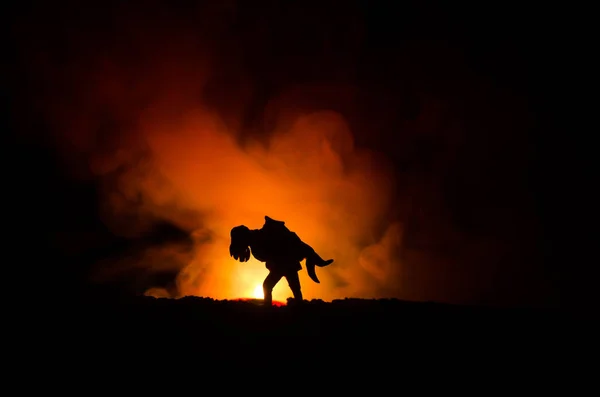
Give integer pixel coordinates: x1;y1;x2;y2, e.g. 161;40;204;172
6;0;589;308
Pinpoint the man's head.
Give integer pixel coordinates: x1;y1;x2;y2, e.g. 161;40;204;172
229;225;251;262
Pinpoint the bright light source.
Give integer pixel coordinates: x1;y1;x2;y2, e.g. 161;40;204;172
252;284;263;299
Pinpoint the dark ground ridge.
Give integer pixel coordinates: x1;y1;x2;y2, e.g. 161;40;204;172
30;293;592;376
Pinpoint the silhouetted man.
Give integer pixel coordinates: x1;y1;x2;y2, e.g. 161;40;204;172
229;216;333;306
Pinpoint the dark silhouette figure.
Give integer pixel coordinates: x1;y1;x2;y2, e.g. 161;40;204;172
229;216;334;305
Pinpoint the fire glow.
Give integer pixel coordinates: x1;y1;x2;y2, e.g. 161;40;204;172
111;108;402;302
30;6;403;302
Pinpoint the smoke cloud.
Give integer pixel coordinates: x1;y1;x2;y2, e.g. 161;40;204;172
96;104;401;301
14;1;403;302
12;1;549;306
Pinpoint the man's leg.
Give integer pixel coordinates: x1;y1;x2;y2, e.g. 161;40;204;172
263;271;283;306
285;271;303;302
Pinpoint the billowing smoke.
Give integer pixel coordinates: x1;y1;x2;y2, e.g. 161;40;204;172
14;1;402;302
135;107;400;301
90;103;401;301
12;1;549;306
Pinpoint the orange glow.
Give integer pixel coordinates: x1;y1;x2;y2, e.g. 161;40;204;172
94;104;399;302
15;1;547;308
35;15;404;301
97;108;403;302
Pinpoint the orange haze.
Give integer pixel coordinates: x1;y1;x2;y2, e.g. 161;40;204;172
10;1;552;307
109;107;400;302
26;5;402;302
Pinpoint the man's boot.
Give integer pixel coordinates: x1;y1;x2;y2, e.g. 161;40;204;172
289;287;303;305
